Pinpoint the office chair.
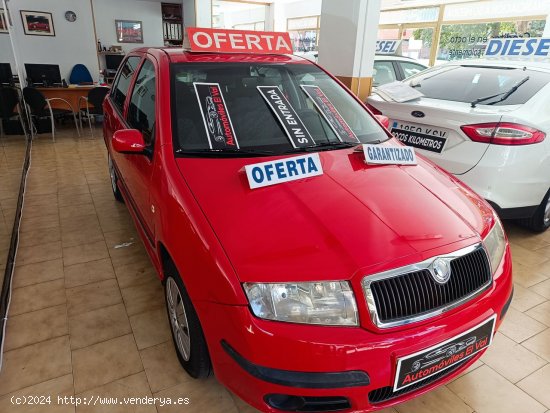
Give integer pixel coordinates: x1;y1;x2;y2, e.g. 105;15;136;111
0;87;25;138
78;86;109;138
23;87;80;141
69;64;93;85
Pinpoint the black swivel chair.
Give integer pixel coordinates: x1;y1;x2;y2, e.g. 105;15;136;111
78;86;109;138
22;87;80;141
0;87;24;137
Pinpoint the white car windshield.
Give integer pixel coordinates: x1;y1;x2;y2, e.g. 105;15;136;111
409;65;550;106
171;62;388;156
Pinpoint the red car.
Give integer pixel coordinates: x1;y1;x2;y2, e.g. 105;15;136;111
103;29;513;413
28;21;50;32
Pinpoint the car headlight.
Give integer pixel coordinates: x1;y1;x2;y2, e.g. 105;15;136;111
483;217;506;275
243;281;358;326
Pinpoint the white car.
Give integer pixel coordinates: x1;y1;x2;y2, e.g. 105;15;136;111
296;52;428;87
367;59;550;231
372;55;427;87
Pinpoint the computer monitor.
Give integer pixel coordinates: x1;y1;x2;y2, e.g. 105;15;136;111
105;55;124;72
25;63;62;86
0;63;13;85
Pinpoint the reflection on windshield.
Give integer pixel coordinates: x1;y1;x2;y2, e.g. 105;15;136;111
409;65;550;105
171;62;388;156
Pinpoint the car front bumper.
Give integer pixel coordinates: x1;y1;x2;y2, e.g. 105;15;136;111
196;248;513;413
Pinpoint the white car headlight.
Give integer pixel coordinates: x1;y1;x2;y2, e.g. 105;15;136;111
483;217;506;275
243;281;358;326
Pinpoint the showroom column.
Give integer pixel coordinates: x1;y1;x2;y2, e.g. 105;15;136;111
318;0;381;101
182;0;212;28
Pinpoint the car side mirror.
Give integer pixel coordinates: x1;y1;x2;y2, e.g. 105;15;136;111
374;114;390;129
113;129;145;154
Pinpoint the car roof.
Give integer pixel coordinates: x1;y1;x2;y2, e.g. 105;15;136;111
374;55;421;62
441;58;550;73
131;46;311;64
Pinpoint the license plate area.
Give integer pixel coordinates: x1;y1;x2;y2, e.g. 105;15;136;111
393;315;496;392
390;121;448;153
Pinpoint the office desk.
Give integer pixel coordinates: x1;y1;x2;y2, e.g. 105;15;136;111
36;86;103;111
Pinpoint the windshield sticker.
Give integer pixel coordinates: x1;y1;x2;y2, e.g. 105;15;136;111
257;86;315;148
245;153;323;189
194;82;239;149
301;85;360;143
363;144;417;166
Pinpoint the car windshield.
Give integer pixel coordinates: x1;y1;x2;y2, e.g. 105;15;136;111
409;65;550;106
171;62;388;156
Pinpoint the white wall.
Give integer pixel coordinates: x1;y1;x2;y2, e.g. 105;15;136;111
92;0;164;54
8;0;99;82
0;34;15;70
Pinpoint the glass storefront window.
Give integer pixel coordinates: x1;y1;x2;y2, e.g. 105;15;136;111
444;0;549;22
234;22;265;31
402;27;434;67
377;27;400;40
288;16;320;52
434;20;546;65
212;0;266;30
380;7;438;25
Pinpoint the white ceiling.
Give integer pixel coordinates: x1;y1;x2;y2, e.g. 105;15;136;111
380;0;481;10
210;0;483;9
139;0;485;11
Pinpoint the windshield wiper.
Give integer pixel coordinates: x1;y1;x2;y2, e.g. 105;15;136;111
288;141;360;153
470;76;529;108
175;148;275;157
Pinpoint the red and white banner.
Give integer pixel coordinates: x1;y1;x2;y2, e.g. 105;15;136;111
186;27;293;54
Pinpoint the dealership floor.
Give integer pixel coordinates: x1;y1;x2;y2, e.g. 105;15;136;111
0;127;549;413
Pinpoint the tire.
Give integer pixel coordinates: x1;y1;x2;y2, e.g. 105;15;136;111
519;189;550;233
164;262;212;378
108;154;124;203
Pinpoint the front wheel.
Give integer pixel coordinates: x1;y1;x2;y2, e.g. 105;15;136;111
164;267;212;378
519;189;550;232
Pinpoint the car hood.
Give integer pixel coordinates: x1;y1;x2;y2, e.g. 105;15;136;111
176;145;488;283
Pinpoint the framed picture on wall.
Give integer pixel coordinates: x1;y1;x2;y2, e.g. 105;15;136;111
0;9;8;33
20;10;55;36
115;20;143;43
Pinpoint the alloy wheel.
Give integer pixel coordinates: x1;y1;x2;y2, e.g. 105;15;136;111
166;277;191;361
108;155;117;194
544;196;550;225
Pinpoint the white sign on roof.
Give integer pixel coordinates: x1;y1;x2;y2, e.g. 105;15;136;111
485;38;550;59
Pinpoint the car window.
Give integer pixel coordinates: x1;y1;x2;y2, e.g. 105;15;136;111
171;62;388;155
373;61;397;87
400;62;427;79
127;59;156;146
411;65;550;105
111;56;141;113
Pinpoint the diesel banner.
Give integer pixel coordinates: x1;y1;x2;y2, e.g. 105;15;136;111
257;86;315;148
301;85;359;143
393;315;496;392
194;82;239;150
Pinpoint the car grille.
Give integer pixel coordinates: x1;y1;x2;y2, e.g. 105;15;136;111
368;359;469;404
363;245;492;327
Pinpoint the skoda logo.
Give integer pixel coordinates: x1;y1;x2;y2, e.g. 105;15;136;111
411;110;425;118
432;258;451;284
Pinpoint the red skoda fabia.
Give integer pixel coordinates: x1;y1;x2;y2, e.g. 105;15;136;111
103;31;513;413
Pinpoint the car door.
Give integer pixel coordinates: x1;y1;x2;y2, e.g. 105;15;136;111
398;61;428;80
116;57;159;244
373;60;398;87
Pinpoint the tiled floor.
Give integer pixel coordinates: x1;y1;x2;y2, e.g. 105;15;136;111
0;132;26;275
0;126;549;413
